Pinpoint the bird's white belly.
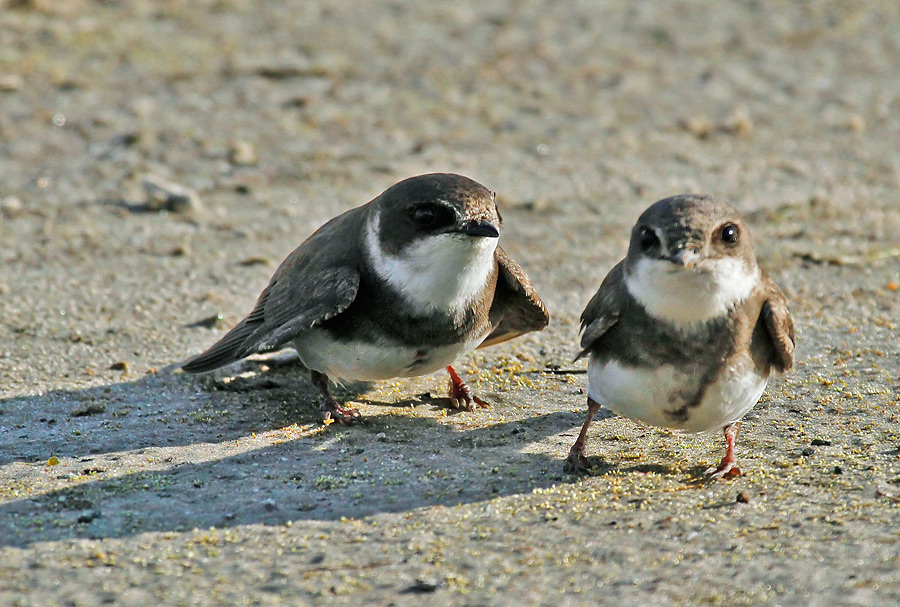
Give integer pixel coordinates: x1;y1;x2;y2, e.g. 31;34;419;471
586;357;767;433
293;328;484;383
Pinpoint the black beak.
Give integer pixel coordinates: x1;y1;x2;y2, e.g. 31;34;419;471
459;219;500;238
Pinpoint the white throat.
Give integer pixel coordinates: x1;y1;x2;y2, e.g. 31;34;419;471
365;213;498;313
624;256;759;326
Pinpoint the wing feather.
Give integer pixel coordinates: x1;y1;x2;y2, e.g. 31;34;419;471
576;261;625;359
182;208;364;373
478;246;549;348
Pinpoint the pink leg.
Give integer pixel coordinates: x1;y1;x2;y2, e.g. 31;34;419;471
311;371;363;425
705;422;743;480
446;365;489;411
565;397;602;472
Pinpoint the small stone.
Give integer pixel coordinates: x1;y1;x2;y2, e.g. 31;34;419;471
1;196;24;218
680;116;713;139
262;499;278;512
256;63;313;79
112;132;140;147
736;491;750;504
833;466;843;475
0;74;22;92
142;174;201;213
77;510;100;524
72;403;106;417
724;109;754;136
811;438;831;446
846;114;865;132
228;141;258;166
109;361;129;372
801;447;815;457
282;96;310;109
406;578;441;593
375;432;388;442
238;257;270;267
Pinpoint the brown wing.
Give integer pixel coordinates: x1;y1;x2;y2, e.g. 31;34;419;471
760;272;795;373
478;246;549;348
182;208;365;373
576;260;626;360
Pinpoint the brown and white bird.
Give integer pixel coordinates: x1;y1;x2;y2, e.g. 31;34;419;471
182;173;549;423
568;194;794;479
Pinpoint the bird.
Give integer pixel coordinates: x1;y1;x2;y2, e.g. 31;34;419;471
182;173;549;424
567;194;794;479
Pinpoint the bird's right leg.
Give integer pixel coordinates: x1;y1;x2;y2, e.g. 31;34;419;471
565;397;602;472
310;371;363;425
705;422;742;479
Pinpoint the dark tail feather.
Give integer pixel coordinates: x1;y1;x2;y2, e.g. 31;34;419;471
181;321;257;373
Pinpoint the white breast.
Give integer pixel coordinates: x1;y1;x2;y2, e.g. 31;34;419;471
586;357;767;433
364;213;497;314
293;328;486;383
624;257;759;327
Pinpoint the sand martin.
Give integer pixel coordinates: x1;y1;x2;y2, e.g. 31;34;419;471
567;194;794;478
183;173;549;423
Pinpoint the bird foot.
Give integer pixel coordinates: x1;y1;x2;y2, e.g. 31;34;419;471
311;370;363;425
704;459;742;480
446;366;489;411
321;400;364;425
705;422;743;479
564;446;592;474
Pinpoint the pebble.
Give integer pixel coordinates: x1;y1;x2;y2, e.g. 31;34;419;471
407;578;441;593
142;175;202;213
77;510;100;524
680;116;713;139
0;74;22;91
1;196;24;218
228;141;258;166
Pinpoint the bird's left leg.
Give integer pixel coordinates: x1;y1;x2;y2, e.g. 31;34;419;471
310;370;363;425
446;365;489;411
565;397;602;473
705;421;743;479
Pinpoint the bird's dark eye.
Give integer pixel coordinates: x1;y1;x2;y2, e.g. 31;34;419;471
639;226;660;251
411;204;454;230
720;223;739;245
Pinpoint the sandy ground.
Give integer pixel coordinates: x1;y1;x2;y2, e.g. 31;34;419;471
2;1;900;605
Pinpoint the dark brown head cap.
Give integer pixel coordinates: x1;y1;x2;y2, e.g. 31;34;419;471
371;173;501;255
626;194;757;269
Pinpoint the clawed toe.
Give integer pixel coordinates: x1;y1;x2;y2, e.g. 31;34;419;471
446;365;490;411
705;422;743;480
322;403;364;425
564;448;593;474
448;387;489;411
704;461;742;480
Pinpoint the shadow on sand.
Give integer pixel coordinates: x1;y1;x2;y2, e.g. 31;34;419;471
1;362;616;548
